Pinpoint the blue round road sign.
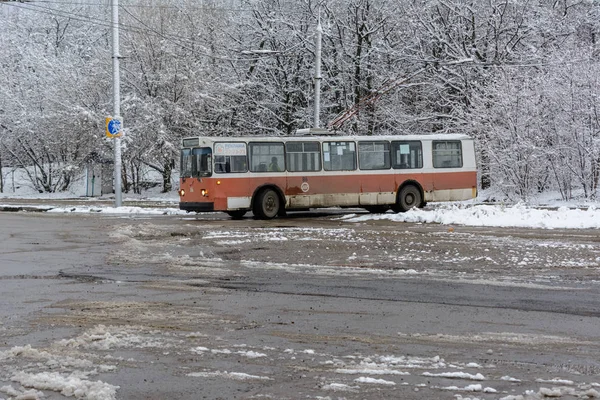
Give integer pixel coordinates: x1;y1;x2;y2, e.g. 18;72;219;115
108;119;122;135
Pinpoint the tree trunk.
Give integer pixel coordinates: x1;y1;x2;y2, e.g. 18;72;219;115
479;149;491;190
0;149;3;193
121;163;129;194
162;161;172;193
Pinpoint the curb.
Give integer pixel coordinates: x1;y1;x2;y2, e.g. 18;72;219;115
0;205;54;213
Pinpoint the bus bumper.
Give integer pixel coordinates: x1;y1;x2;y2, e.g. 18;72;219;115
179;202;214;212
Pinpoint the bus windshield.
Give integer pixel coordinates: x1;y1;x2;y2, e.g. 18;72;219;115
180;147;212;177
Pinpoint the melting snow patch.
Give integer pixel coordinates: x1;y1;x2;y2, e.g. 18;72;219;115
321;383;359;392
1;385;45;399
187;371;271;380
237;350;267;358
57;325;165;350
422;371;486;380
211;349;232;355
377;355;447;369
501;376;522;382
539;387;567;397
442;384;483;391
353;377;396;386
585;389;600;397
11;371;119;400
536;378;574;385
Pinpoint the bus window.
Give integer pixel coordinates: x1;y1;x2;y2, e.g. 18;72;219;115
358;141;390;170
392;141;423;169
323;141;356;171
181;148;193;177
214;142;248;173
432;141;462;168
193;147;212;177
286;142;321;172
181;147;212;177
181;148;212;177
249;142;285;172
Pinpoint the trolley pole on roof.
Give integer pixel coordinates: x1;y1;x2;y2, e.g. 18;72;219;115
313;17;323;129
111;0;122;207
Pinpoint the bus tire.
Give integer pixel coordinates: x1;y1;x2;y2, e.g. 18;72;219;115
254;188;280;220
226;210;246;219
394;184;422;213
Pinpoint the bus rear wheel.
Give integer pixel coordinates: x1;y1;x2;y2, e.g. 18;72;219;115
254;188;280;220
226;210;247;219
393;185;422;213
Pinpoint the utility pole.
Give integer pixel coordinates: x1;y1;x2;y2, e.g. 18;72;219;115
313;17;322;129
111;0;122;207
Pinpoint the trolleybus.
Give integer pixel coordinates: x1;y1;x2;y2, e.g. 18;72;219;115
178;132;477;219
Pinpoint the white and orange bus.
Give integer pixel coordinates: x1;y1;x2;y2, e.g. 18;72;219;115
178;131;477;219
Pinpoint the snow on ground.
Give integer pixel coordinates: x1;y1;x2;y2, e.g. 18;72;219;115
4;323;600;399
3;189;600;229
2;190;600;399
46;206;187;215
341;203;600;229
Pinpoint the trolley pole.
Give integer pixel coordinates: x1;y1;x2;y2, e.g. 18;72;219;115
313;18;322;129
111;0;122;207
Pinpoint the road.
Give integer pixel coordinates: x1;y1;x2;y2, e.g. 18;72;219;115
1;210;599;400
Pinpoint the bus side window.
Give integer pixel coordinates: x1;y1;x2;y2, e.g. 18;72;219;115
391;141;423;169
249;142;285;172
214;142;248;173
432;141;462;168
358;141;390;170
286;142;321;172
324;141;356;171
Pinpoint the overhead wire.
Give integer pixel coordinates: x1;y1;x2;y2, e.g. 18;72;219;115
1;0;314;62
20;0;256;11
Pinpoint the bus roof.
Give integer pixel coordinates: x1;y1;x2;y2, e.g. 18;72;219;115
182;133;472;146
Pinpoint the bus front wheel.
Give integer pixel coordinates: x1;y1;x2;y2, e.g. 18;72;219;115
394;185;422;213
254;188;280;219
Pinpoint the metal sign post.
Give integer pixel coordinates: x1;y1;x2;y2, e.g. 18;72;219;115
313;17;322;129
111;0;122;207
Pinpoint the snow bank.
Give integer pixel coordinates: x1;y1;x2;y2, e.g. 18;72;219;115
47;206;187;215
343;204;600;229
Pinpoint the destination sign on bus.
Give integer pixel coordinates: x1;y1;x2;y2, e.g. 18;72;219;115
215;142;247;156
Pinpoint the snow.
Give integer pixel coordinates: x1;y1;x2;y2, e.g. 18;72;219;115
422;371;486;380
536;378;575;385
342;203;600;229
47;206;187;215
3;191;600;230
321;382;359;391
186;371;272;380
2;191;600;399
353;376;396;385
10;371;119;400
